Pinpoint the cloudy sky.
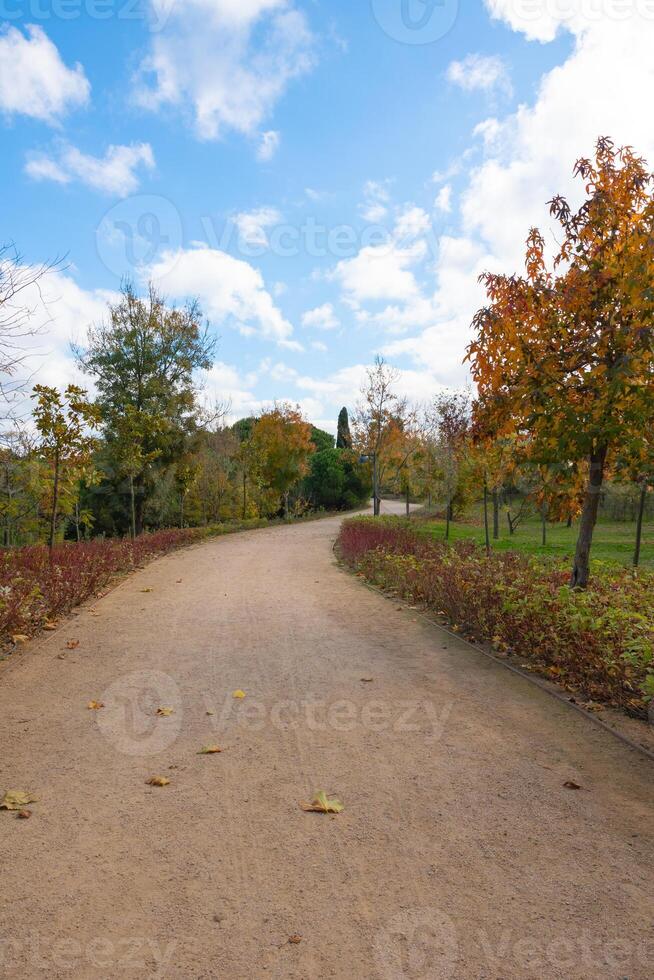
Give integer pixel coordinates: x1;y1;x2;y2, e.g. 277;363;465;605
2;0;653;431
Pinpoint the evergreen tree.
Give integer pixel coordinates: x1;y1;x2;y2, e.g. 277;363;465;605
336;407;352;450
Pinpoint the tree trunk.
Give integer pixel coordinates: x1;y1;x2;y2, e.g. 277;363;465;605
405;486;410;517
570;447;607;589
134;473;145;536
567;514;573;528
483;482;491;555
49;450;60;553
373;454;380;516
445;490;451;541
634;481;648;569
493;490;500;540
129;475;136;540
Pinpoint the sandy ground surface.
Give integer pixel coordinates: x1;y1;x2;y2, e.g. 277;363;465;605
1;501;653;980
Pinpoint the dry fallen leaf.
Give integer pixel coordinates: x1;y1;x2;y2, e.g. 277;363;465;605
43;621;57;631
156;707;174;717
360;677;374;683
12;634;29;645
198;745;222;755
1;790;37;811
140;588;153;593
288;935;302;945
300;790;344;814
146;776;170;787
232;690;246;700
206;710;215;716
563;780;582;790
17;809;32;819
66;640;80;650
87;700;105;710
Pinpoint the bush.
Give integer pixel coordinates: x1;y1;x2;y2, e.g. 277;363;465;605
339;517;654;714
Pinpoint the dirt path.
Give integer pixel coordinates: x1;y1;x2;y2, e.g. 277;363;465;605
1;503;653;979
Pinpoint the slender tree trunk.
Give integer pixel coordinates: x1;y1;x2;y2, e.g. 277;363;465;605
570;447;607;589
567;514;573;528
129;475;136;540
507;510;514;535
493;490;500;540
49;450;60;553
405;485;410;517
75;502;81;542
634;480;648;569
427;491;432;509
373;453;380;516
134;473;145;536
445;487;451;541
483;482;491;555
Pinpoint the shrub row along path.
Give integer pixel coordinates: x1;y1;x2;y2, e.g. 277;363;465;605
1;502;653;980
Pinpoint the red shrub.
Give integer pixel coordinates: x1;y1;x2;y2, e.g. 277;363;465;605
339;518;654;714
0;529;200;640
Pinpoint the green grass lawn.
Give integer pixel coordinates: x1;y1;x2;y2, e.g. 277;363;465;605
417;505;654;570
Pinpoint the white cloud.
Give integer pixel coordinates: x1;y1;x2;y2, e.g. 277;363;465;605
461;11;654;270
0;25;90;124
233;206;282;247
434;185;452;213
147;244;297;347
136;1;314;143
393;206;431;243
311;340;328;352
25;143;155;196
301;302;339;331
446;53;512;96
331;240;426;305
257;129;280;160
0;265;115;403
359;179;392;223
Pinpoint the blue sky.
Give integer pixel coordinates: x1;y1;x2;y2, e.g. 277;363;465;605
2;0;652;431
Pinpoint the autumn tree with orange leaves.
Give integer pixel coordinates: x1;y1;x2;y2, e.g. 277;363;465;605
467;137;654;588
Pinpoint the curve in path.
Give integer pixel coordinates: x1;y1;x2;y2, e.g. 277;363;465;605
1;504;653;979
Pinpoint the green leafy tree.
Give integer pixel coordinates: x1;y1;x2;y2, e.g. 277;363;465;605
32;385;101;550
76;283;214;535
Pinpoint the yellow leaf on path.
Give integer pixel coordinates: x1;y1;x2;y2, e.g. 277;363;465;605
232;690;246;699
288;935;302;945
300;790;344;814
17;810;31;819
360;677;374;683
146;776;170;787
66;640;80;650
1;790;37;811
206;710;215;716
198;745;222;754
156;707;174;717
12;635;29;644
87;700;104;710
141;588;153;593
